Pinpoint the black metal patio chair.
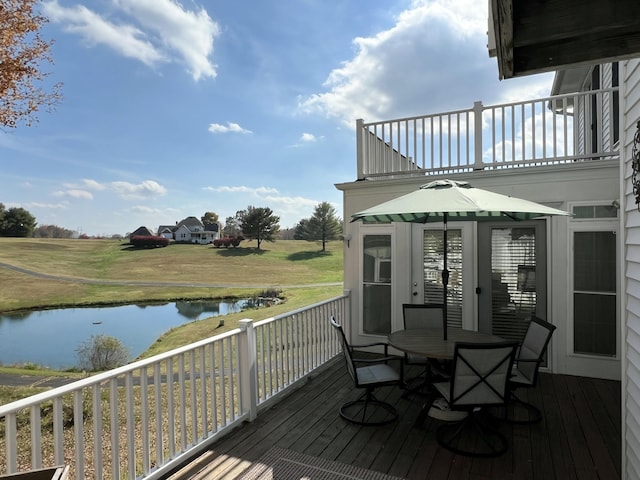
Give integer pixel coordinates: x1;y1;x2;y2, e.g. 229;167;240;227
427;341;519;457
330;316;404;426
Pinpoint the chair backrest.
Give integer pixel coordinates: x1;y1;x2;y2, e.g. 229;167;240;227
447;341;518;408
402;303;445;334
517;316;556;384
330;316;357;384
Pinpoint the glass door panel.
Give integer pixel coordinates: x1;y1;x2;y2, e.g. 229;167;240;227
363;234;392;334
422;229;462;328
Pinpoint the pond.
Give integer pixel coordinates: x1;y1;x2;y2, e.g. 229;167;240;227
0;299;254;370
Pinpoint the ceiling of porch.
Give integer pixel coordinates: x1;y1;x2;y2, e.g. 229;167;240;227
489;0;640;79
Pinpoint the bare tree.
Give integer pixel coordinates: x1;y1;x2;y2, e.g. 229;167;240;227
0;0;62;128
76;334;130;371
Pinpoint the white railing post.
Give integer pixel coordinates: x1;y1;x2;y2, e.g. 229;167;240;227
356;118;365;179
238;319;258;421
473;101;485;170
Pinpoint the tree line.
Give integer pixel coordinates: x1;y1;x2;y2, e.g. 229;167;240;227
0;201;344;249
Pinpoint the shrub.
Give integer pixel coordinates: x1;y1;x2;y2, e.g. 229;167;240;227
76;334;130;371
213;235;244;248
130;235;169;248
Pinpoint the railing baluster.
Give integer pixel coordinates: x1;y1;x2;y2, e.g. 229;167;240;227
153;362;163;467
189;350;198;444
29;406;41;469
140;367;150;475
125;373;135;480
92;383;103;480
108;379;119;480
5;413;17;473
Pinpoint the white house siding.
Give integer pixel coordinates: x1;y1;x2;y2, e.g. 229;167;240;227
623;58;640;480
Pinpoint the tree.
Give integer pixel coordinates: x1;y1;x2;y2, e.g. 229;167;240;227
0;0;62;128
0;206;36;237
223;211;244;237
303;202;342;251
75;334;130;371
240;205;280;250
201;211;219;226
293;219;309;240
34;224;74;238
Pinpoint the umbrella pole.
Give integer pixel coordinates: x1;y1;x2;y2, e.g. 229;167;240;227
442;214;449;341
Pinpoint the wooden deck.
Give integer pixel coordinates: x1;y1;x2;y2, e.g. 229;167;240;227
165;358;621;480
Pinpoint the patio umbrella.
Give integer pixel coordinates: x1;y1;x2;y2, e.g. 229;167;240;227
351;179;571;340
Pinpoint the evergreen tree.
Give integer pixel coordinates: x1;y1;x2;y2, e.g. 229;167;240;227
240;205;280;250
1;207;36;237
304;202;342;251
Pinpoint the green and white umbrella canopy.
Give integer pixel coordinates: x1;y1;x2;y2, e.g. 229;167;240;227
351;179;571;224
351;179;571;340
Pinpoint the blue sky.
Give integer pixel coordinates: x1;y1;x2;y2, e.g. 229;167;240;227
2;0;554;236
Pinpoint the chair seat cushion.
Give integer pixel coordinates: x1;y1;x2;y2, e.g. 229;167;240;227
356;364;399;385
510;367;534;386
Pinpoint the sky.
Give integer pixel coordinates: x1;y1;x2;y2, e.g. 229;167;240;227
2;0;555;237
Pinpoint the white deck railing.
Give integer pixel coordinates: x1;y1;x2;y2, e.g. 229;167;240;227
357;88;620;179
0;293;349;480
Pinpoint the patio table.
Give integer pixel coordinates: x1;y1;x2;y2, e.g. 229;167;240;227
388;327;506;422
388;327;505;360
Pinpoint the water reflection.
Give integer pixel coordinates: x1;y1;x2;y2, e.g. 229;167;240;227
0;299;251;370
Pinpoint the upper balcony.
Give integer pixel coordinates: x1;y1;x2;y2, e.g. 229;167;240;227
356;88;619;181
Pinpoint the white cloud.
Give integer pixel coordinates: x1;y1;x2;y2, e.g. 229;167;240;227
43;0;165;67
200;185;336;228
113;0;219;80
43;0;219;80
203;185;279;195
63;179;107;191
52;189;94;200
300;133;316;142
111;180;167;199
27;202;69;210
208;122;252;134
298;0;553;126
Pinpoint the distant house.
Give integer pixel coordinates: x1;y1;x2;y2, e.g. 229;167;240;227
157;225;175;240
168;217;220;244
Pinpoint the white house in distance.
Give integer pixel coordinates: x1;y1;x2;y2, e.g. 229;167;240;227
129;217;220;244
161;216;220;244
337;2;640;478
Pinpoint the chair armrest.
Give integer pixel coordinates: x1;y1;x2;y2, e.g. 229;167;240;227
351;342;390;355
353;355;401;364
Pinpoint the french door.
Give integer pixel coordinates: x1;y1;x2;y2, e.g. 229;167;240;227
477;222;547;342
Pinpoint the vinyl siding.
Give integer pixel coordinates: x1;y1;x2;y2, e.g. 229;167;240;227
623;57;640;480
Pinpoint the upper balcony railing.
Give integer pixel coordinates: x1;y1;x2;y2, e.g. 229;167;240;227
0;294;349;480
356;88;620;179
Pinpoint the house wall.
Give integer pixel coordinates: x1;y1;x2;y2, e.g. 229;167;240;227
622;57;640;480
337;161;619;374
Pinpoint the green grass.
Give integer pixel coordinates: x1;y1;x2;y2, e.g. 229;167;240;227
0;237;344;379
0;238;343;311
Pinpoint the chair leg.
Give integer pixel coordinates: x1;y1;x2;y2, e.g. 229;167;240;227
339;389;398;426
436;411;509;457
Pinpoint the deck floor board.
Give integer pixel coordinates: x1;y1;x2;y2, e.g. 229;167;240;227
164;358;621;480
